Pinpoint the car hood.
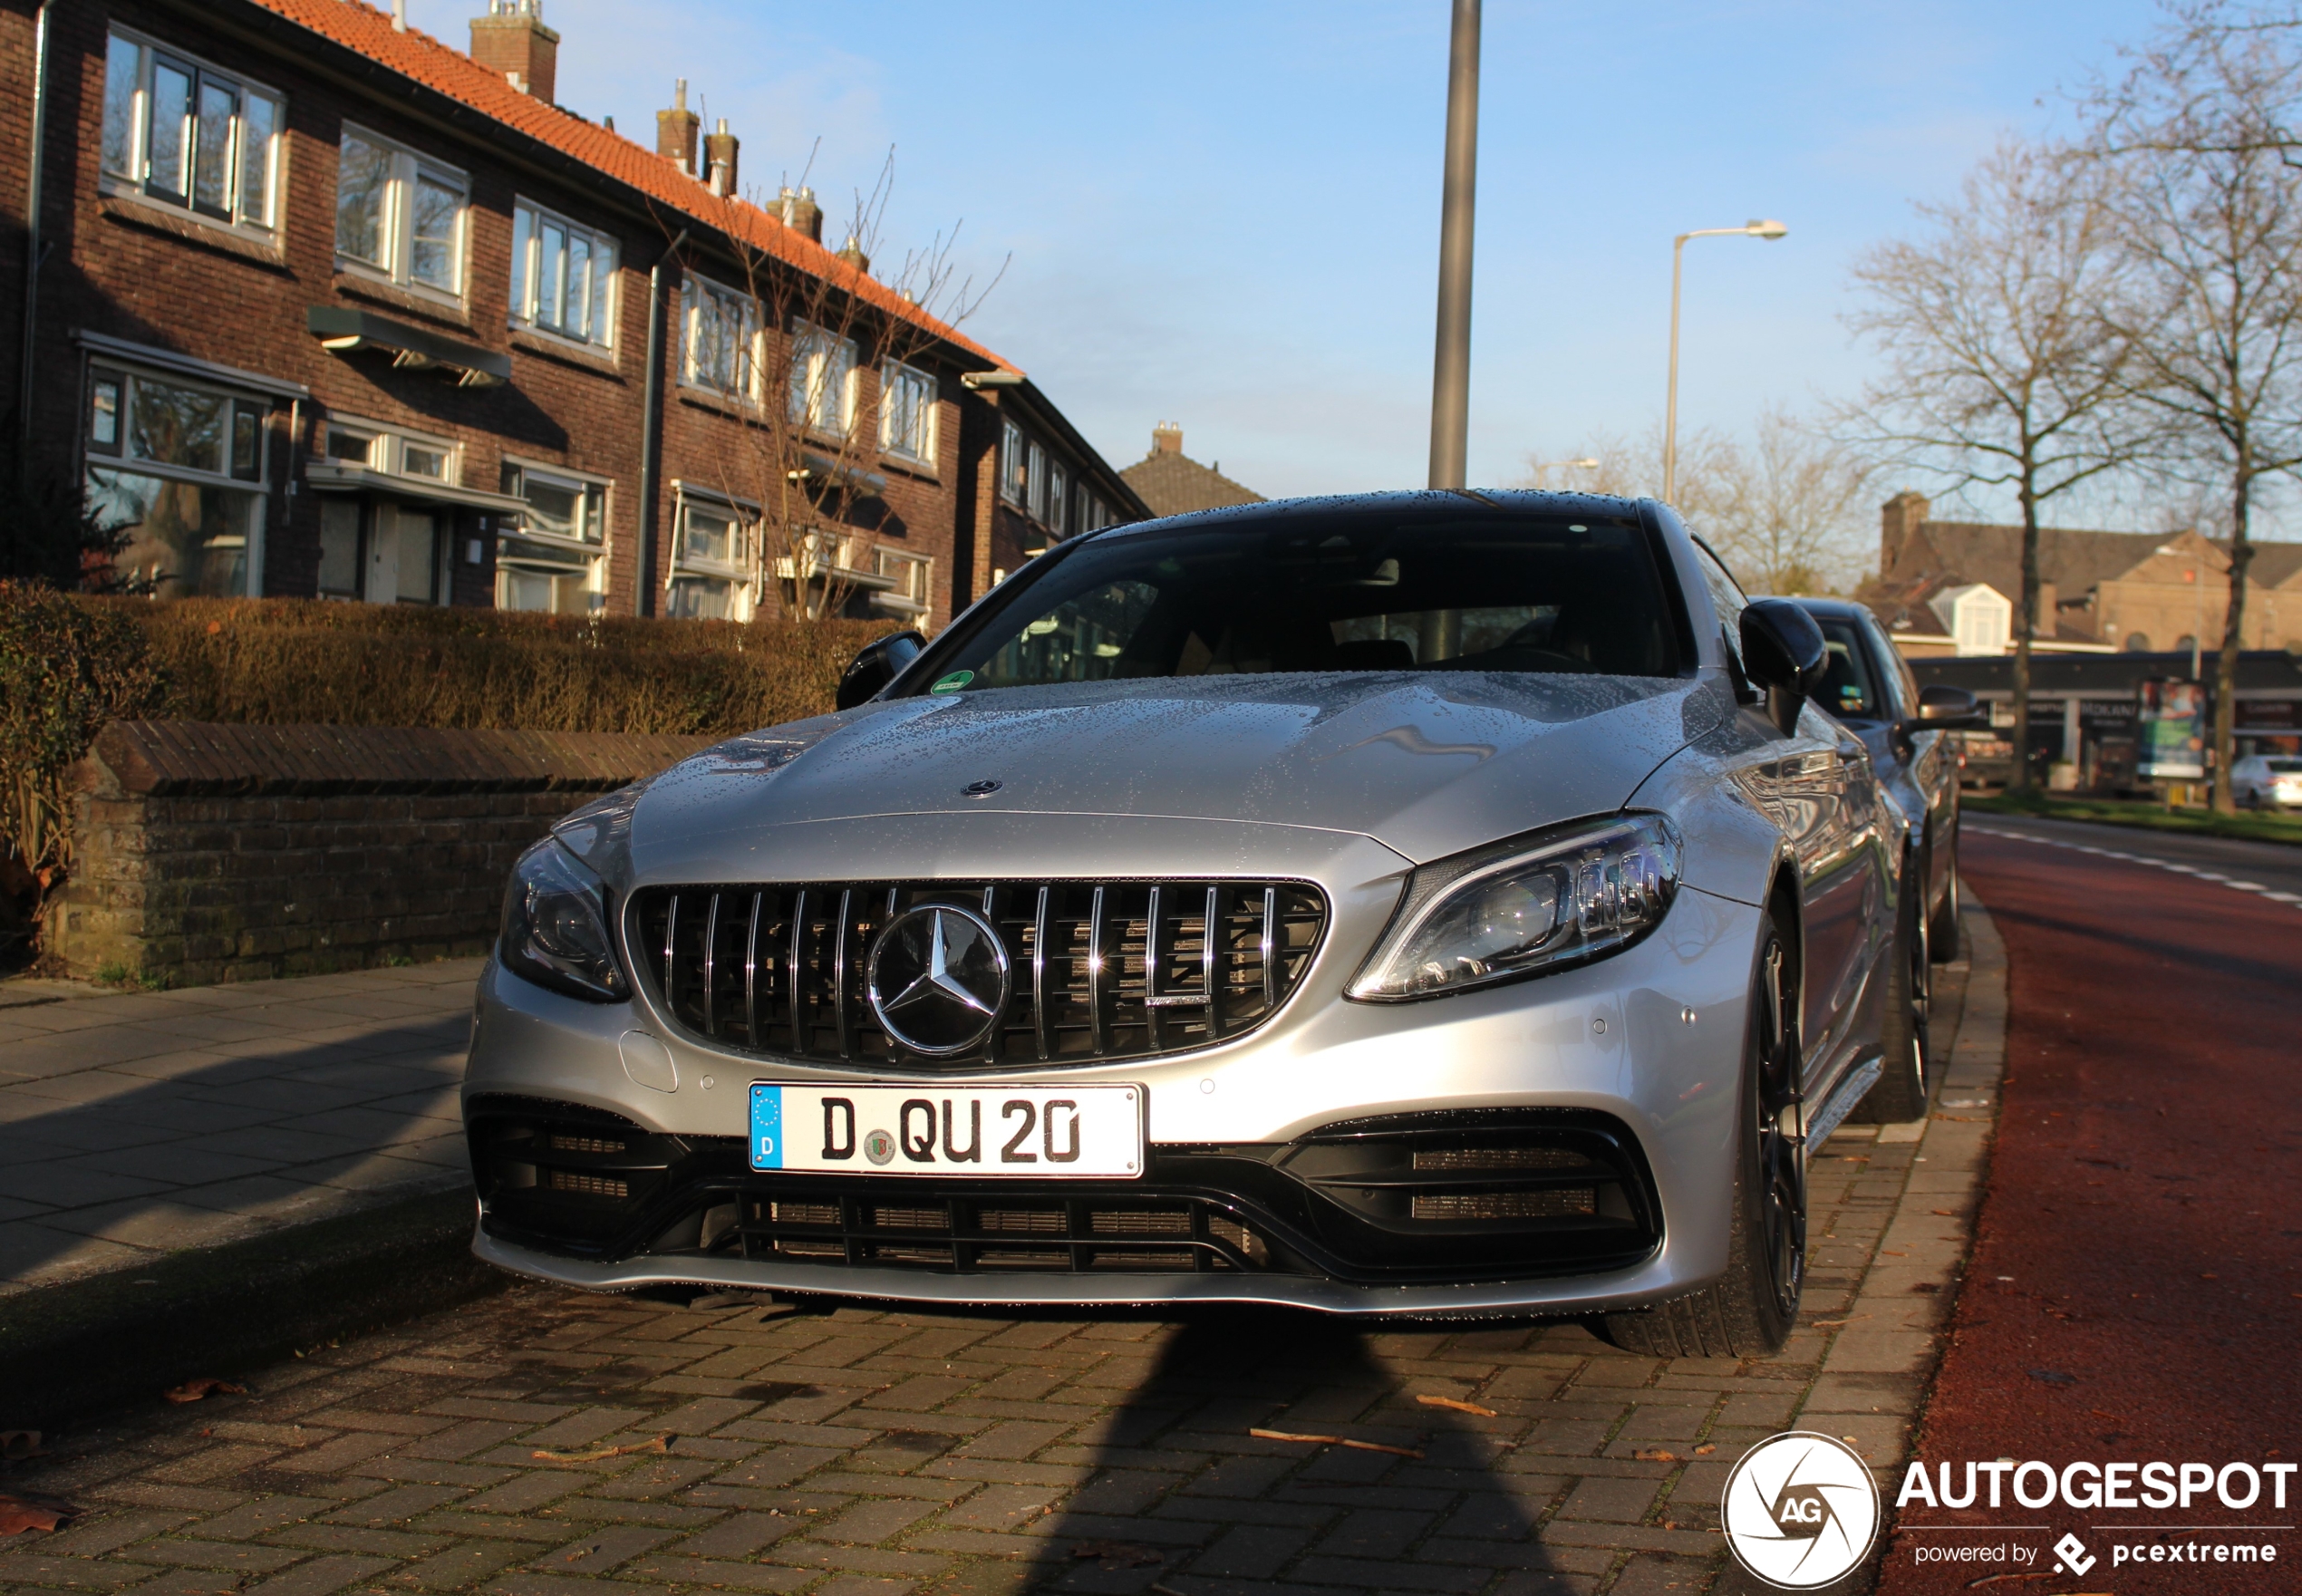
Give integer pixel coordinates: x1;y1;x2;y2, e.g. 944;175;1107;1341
593;673;1731;878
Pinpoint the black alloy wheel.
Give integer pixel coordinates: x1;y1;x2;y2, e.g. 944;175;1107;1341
1929;841;1961;962
1855;873;1932;1124
1753;935;1807;1324
1601;911;1804;1358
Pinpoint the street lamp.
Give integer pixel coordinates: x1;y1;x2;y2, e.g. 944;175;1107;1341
1527;457;1600;489
1662;218;1787;503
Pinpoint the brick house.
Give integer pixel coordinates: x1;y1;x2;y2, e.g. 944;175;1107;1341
1862;490;2302;657
0;0;1145;629
1119;421;1264;518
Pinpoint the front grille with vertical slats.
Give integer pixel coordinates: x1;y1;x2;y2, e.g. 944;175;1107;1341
628;880;1326;1070
733;1188;1272;1272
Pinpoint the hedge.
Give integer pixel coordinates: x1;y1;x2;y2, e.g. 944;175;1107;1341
109;597;889;735
0;592;898;960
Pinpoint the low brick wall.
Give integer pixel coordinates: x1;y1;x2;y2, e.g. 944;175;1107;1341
54;721;713;986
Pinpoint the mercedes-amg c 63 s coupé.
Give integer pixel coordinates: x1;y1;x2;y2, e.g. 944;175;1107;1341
464;490;1943;1355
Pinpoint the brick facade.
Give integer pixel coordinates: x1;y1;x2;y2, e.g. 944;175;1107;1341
0;0;1146;629
53;719;712;985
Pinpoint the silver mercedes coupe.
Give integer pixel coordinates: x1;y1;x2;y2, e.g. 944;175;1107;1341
465;491;1937;1354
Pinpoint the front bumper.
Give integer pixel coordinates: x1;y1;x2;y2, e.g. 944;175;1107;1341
462;870;1765;1315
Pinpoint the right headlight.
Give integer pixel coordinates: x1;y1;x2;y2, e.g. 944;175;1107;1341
1348;813;1681;1001
499;837;630;1002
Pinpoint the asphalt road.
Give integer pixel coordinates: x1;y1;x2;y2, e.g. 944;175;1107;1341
1880;820;2302;1595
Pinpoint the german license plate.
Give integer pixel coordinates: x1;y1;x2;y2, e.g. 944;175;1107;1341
748;1082;1145;1178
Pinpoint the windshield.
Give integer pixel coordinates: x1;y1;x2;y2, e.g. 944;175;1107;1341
922;510;1680;692
1814;619;1882;720
2268;758;2302;773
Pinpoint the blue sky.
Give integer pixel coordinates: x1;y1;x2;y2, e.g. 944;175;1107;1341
408;0;2173;509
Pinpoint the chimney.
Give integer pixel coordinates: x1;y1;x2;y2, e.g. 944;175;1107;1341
836;235;870;275
1152;421;1183;457
778;185;823;243
656;79;700;176
1880;489;1930;576
704;117;739;196
469;0;558;102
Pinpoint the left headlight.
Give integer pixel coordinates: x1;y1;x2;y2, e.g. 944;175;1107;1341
1349;813;1682;1001
499;837;630;1002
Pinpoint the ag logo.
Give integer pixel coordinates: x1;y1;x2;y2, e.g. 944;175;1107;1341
1721;1432;1881;1589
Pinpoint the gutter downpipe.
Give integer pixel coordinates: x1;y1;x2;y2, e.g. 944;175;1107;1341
20;0;53;449
638;228;688;617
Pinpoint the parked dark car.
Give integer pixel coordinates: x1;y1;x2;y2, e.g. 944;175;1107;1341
1785;596;1983;1120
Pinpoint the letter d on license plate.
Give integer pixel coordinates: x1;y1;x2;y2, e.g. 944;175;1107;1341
749;1083;1144;1178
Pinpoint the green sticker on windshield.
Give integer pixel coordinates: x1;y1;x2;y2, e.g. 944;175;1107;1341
929;670;975;694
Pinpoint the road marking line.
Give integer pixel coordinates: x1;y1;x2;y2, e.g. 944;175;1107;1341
1966;824;2302;913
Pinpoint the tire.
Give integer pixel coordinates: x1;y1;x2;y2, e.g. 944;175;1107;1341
1601;910;1804;1359
1852;875;1931;1123
1928;842;1961;963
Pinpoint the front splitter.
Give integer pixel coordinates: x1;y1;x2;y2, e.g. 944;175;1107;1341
472;1223;1693;1319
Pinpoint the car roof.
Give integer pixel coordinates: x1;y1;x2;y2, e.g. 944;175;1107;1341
1080;488;1660;540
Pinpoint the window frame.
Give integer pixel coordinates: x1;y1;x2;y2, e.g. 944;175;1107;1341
498;459;611;614
100;25;284;236
874;546;933;617
878;358;938;465
680;272;762;401
334;121;469;300
319;413;460;487
1000;419;1028;506
88;363;271;490
672;487;756;578
509;198;619;351
787;319;857;437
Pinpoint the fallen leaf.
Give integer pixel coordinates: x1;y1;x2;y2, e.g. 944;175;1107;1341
0;1432;44;1462
1415;1395;1499;1417
1693;1445;1717;1456
163;1378;247;1405
1249;1427;1424;1459
1930;1209;1957;1216
1069;1541;1164;1568
0;1489;80;1535
532;1434;673;1463
1632;1448;1678;1462
1808;1315;1871;1329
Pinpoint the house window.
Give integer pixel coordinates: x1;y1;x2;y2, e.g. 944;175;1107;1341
499;462;607;614
879;360;937;464
511;199;617;348
788;322;856;435
319;418;459;485
1047;461;1069;537
101;29;282;231
84;364;268;598
1000;420;1028;505
1078;493;1114;533
335;126;468;296
1026;442;1048;521
669;494;754;621
682;274;759;398
875;547;931;618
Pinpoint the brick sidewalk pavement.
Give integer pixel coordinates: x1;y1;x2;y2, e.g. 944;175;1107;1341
0;960;479;1294
0;903;2008;1596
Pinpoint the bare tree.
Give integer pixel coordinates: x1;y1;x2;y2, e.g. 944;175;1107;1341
1518;412;1870;592
672;148;1003;624
1841;138;2146;792
2087;5;2302;810
1702;405;1875;595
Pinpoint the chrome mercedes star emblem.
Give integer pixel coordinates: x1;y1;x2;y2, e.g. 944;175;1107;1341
866;904;1012;1056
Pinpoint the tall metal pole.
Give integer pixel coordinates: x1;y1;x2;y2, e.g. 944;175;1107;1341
18;1;53;450
1427;0;1480;490
1662;233;1689;504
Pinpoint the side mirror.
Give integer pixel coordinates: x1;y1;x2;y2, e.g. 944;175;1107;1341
835;630;926;711
1908;682;1988;732
1739;599;1828;735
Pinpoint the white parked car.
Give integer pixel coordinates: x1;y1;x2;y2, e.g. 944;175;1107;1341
2233;754;2302;810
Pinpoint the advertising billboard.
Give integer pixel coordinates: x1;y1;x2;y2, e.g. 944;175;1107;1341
2136;677;2207;779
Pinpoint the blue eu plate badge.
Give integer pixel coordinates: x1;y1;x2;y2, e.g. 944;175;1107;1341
749;1084;782;1170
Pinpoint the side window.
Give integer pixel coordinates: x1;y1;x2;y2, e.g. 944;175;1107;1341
1688;537;1749;672
1862;613;1918;721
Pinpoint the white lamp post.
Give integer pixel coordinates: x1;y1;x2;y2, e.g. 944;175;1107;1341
1662;219;1787;503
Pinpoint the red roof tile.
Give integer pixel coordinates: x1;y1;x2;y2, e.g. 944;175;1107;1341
253;0;1016;372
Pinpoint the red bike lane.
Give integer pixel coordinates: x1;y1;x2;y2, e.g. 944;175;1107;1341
1875;827;2302;1594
